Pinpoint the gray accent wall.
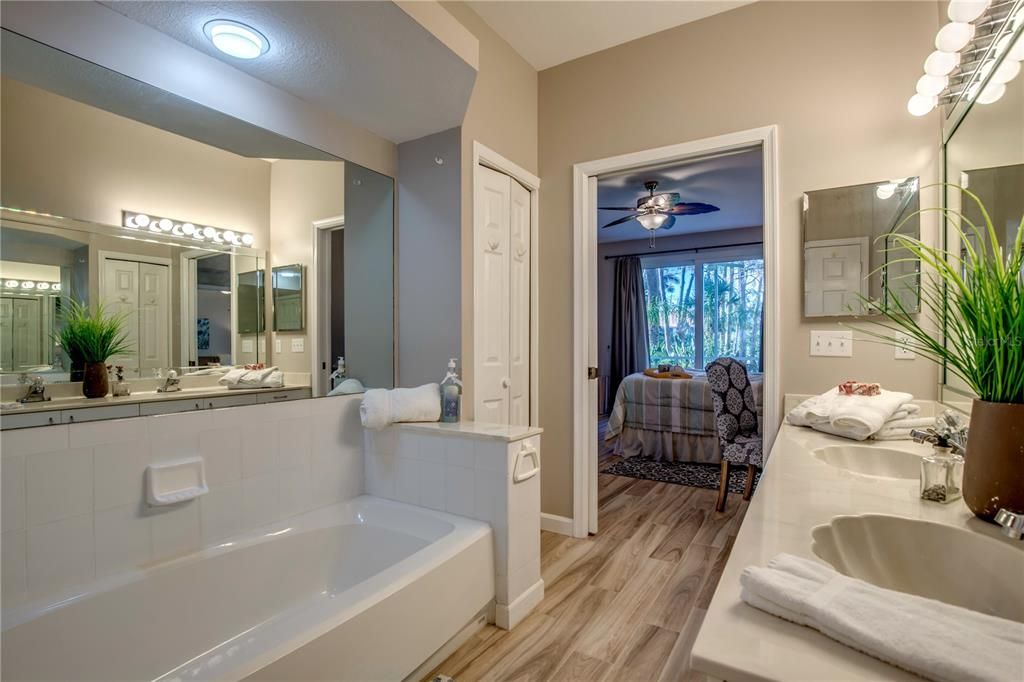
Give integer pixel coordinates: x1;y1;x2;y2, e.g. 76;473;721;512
397;127;461;387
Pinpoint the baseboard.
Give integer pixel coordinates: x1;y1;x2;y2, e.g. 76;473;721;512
495;579;544;630
540;513;573;536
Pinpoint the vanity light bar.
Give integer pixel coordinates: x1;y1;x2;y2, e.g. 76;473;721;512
908;0;1023;116
1;279;60;291
121;211;255;247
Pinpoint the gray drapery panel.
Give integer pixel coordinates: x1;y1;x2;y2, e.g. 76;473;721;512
609;256;650;413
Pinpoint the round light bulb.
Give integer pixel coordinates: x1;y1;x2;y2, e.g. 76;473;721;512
124;215;137;228
1007;33;1024;61
36;282;50;291
202;226;217;238
21;281;34;289
223;230;236;243
158;218;173;231
989;58;1021;84
907;93;937;116
134;213;151;228
916;73;948;97
924;50;960;76
977;81;1006;104
182;223;196;235
935;22;975;52
52;283;61;291
241;234;255;246
204;20;269;60
4;280;18;288
947;0;989;23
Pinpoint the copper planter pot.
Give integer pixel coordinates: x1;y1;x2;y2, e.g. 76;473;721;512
963;399;1024;521
81;361;109;399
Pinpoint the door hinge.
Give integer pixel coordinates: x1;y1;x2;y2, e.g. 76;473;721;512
587;367;599;380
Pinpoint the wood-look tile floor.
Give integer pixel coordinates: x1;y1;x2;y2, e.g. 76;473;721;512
424;470;749;682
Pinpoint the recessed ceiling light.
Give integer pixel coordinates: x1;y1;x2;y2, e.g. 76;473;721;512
203;19;269;60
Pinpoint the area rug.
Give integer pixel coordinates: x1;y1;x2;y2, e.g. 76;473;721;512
602;457;761;495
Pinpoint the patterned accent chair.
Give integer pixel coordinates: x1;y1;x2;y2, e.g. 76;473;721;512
705;357;762;512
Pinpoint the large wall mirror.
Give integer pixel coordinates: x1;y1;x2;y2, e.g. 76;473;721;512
941;22;1024;410
802;178;921;317
0;28;395;404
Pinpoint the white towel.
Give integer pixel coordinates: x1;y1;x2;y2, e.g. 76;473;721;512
741;554;1024;682
218;366;284;389
871;415;935;441
360;383;441;430
828;390;913;440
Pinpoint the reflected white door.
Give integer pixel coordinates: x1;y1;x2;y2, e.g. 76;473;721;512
138;262;170;373
103;259;140;373
508;178;531;426
804;239;868;316
474;165;511;424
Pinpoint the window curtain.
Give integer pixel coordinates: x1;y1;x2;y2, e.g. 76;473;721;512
609;256;650;412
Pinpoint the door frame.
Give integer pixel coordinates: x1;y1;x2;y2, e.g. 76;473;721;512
572;125;781;538
472;141;541;427
309;214;345;396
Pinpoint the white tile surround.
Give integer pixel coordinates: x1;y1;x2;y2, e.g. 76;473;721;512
1;395;364;609
364;422;544;629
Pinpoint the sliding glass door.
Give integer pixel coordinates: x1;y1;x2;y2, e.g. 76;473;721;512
642;248;764;372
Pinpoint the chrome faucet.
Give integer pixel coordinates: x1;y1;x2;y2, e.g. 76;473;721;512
910;410;968;457
995;509;1024;540
156;369;181;393
18;374;50;403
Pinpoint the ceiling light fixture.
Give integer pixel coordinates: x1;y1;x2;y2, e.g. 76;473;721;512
636;213;669;231
122;210;255;247
203;19;269;60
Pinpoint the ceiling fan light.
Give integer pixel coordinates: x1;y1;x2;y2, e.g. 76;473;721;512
637;213;669;231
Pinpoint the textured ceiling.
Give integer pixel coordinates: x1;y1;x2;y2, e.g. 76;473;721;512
597;147;763;243
102;1;477;143
467;0;754;70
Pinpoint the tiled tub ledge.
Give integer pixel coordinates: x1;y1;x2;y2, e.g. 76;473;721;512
364;421;544;629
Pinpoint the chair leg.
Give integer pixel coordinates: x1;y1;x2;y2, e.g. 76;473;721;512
743;464;756;501
715;460;730;512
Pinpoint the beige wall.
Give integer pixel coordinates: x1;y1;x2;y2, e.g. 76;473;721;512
442;2;539;415
0;78;272;248
537;1;942;517
268;160;346;373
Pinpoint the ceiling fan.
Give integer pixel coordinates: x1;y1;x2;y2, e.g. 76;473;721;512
600;180;719;232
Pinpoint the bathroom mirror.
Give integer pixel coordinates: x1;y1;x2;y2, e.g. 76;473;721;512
0;29;395;396
272;265;305;332
941;32;1024;408
802;178;921;317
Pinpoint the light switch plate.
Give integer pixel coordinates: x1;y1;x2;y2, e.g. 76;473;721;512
291;337;305;353
274;338;282;353
894;333;915;360
810;330;853;357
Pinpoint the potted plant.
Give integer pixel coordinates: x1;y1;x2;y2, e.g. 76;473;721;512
54;300;132;399
857;187;1023;521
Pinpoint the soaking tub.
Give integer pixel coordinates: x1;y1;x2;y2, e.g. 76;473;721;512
1;496;494;681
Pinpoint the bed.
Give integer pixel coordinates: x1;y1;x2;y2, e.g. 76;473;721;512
604;370;764;464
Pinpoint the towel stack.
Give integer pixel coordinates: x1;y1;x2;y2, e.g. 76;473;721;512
360;383;441;429
787;387;926;441
741;554;1024;682
218;365;284;390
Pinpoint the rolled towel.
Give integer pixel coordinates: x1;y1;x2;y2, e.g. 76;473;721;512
828;389;914;440
360;383;441;430
740;553;1024;682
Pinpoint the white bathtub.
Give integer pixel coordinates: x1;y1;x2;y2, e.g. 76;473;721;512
1;496;494;681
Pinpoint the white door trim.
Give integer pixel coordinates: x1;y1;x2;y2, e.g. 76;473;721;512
309;214;345;396
571;125;781;538
472;141;540;427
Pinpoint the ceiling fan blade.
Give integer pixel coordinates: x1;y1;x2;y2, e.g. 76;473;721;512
601;214;638;229
598;206;640;211
660;215;677;230
666;202;720;215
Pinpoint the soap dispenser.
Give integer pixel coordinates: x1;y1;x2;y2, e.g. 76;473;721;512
440;358;463;423
918;413;965;504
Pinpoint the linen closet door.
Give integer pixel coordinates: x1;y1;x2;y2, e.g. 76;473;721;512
102;259;140;375
508;179;531;426
474;165;511;424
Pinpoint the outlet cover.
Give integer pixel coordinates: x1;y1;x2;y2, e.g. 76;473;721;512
810;330;853;357
274;338;282;353
291;337;305;353
894;333;915;360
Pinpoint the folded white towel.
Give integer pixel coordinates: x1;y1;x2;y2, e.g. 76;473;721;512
218;366;283;389
786;389;839;428
360;383;441;430
828;389;913;440
741;553;1024;682
872;415;935;441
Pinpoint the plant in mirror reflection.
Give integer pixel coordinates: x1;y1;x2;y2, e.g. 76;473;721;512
853;185;1024;404
53;299;134;364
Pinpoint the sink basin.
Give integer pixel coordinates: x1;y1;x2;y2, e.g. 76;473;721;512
812;445;922;479
812;514;1024;622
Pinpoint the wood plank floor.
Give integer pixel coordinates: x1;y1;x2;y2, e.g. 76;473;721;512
424;469;749;681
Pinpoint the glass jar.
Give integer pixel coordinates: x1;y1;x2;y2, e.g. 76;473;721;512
920;446;964;504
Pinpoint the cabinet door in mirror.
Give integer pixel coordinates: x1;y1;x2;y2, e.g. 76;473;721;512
272;265;304;332
802;178;921;317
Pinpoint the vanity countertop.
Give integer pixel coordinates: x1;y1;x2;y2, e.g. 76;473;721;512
690;422;1021;682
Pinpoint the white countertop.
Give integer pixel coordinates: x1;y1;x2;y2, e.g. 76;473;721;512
398;420;543;442
690;423;1021;682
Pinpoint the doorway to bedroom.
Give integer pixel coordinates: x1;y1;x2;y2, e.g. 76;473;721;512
573;127;779;538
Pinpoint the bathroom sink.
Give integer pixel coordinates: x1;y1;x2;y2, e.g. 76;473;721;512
812;445;922;479
812;514;1024;622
